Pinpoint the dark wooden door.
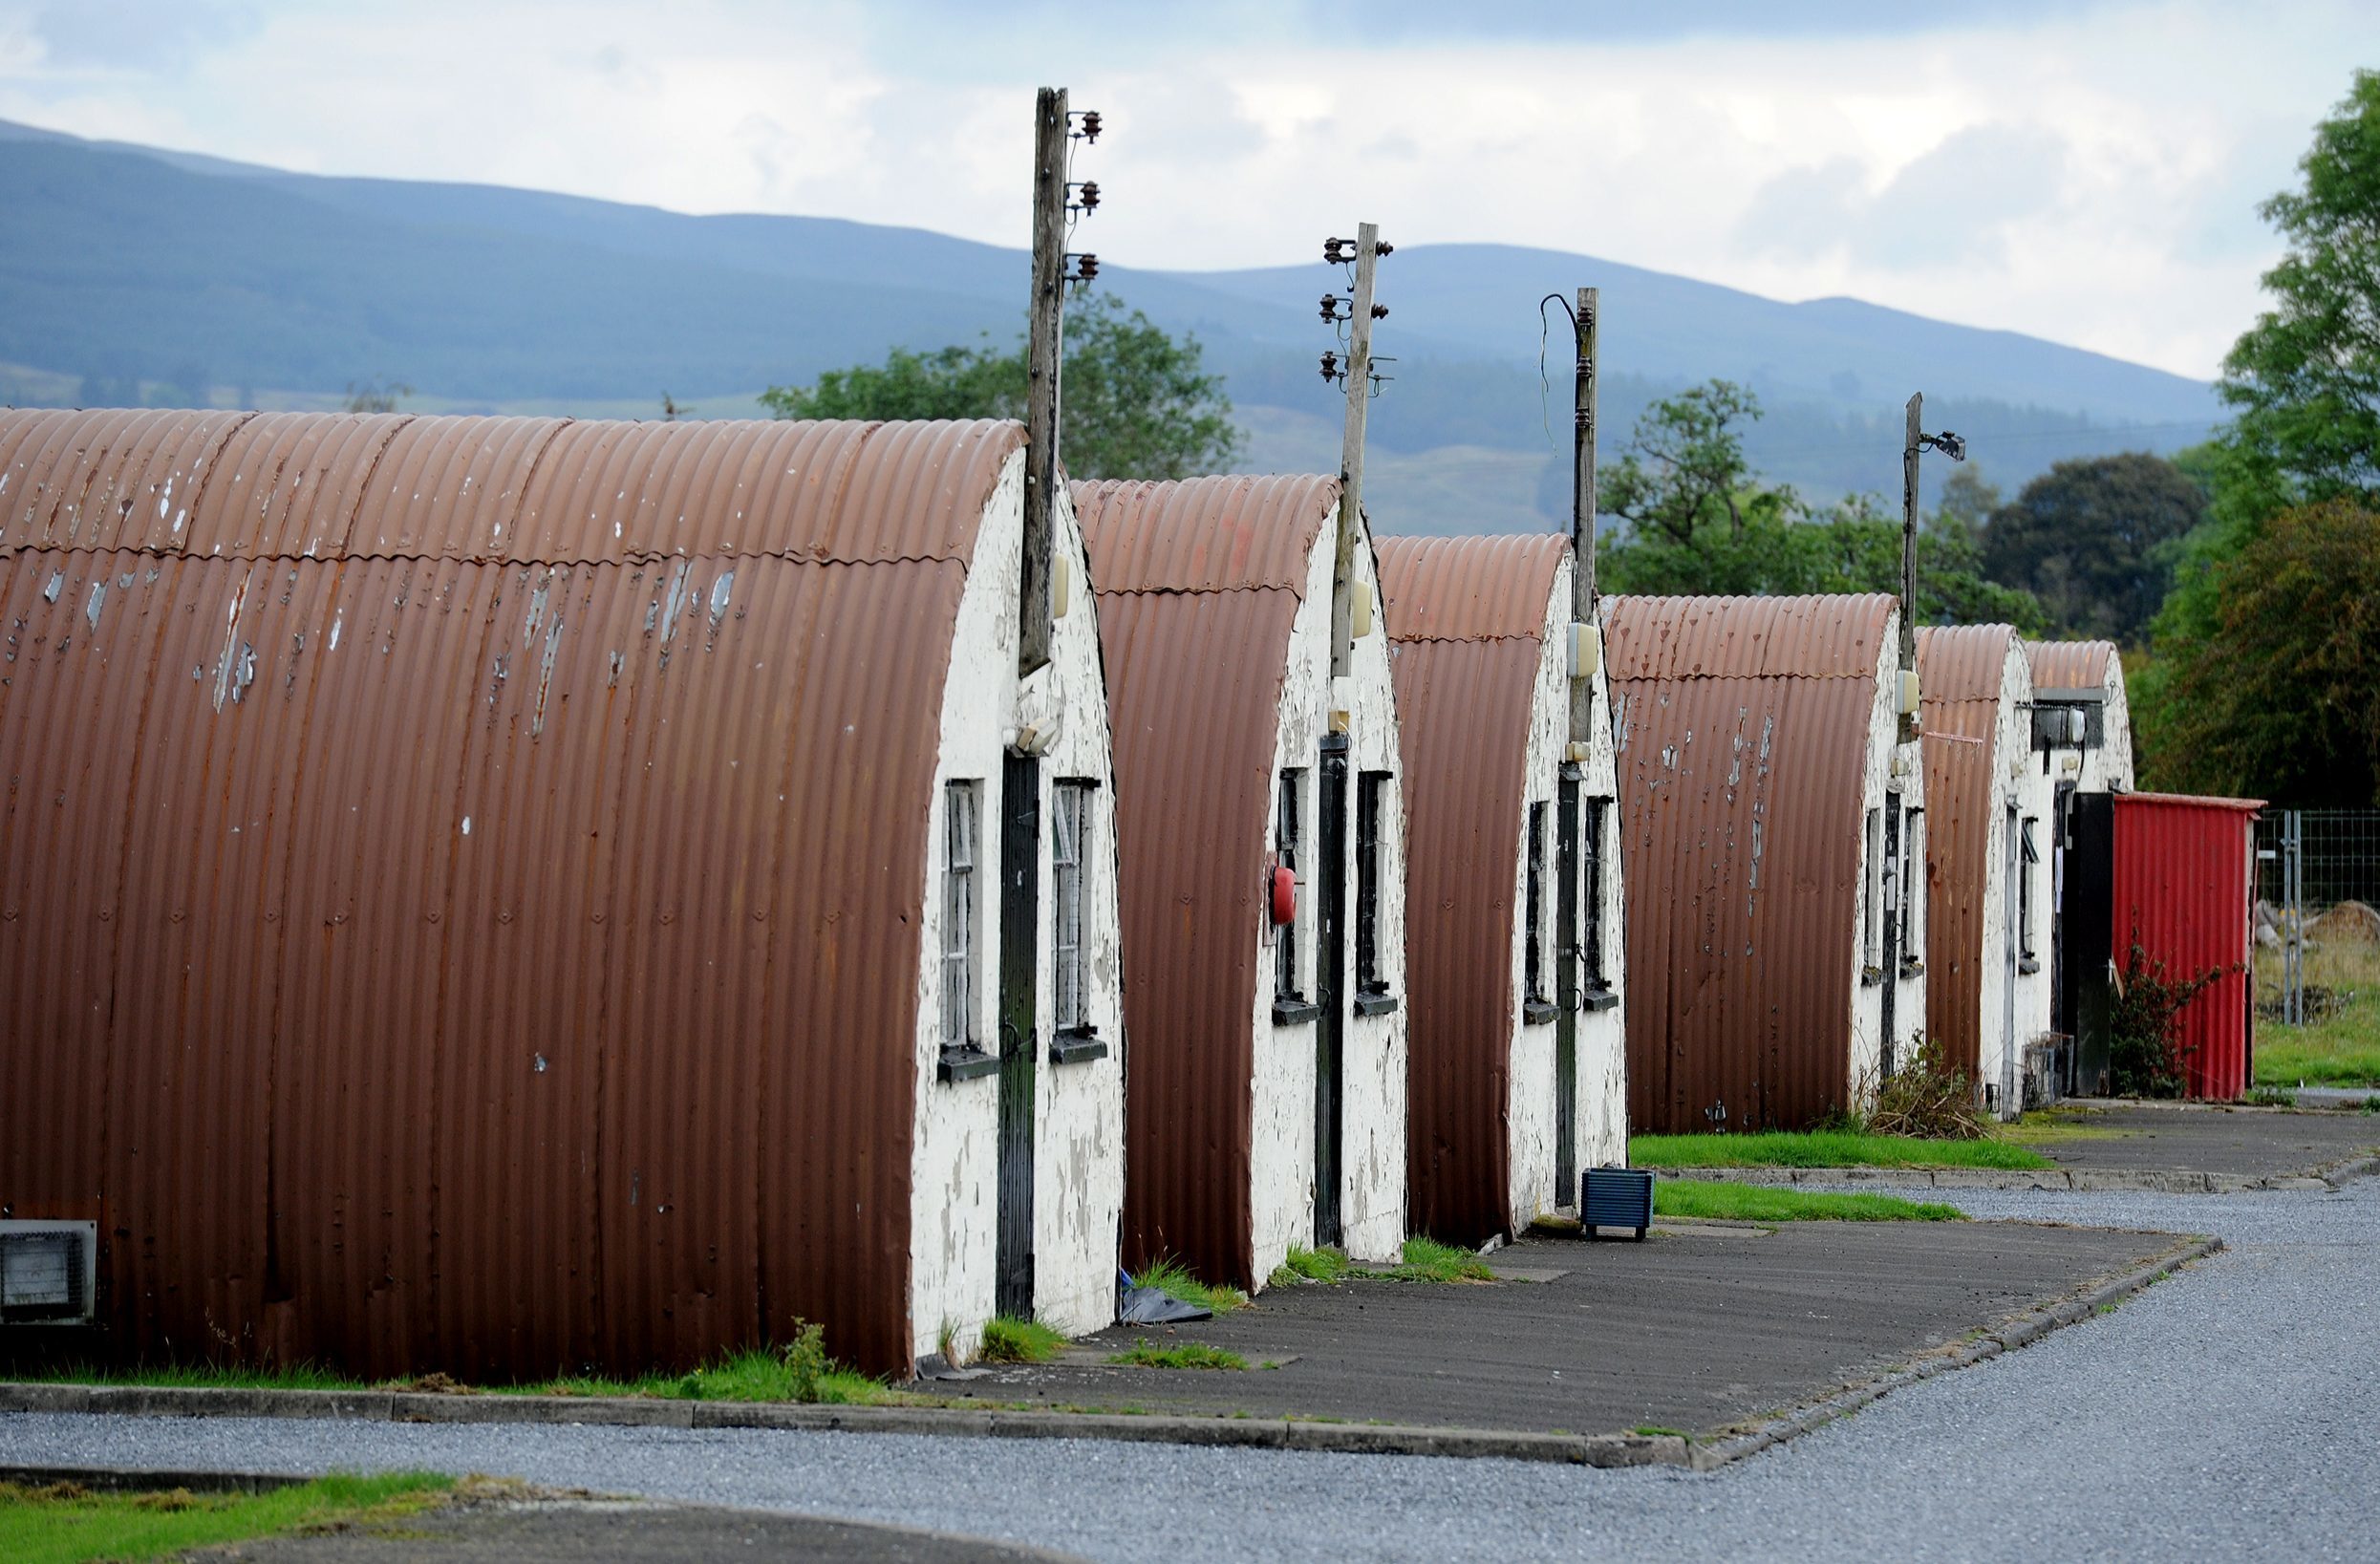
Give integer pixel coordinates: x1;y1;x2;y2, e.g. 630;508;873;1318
1315;737;1349;1248
1555;765;1581;1204
997;754;1040;1318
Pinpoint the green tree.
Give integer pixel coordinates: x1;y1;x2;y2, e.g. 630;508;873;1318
2136;73;2380;789
2217;68;2380;517
2143;500;2380;804
759;293;1241;480
1979;453;2206;643
1597;382;2046;631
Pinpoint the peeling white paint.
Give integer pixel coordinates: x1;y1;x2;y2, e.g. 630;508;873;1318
1503;553;1629;1232
909;454;1125;1362
40;571;60;604
1846;613;1928;1107
83;580;105;632
461;816;472;837
1246;515;1408;1282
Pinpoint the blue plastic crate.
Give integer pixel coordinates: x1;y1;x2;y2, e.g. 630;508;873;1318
1580;1167;1653;1240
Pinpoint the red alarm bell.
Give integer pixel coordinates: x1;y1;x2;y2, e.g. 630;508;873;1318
1268;863;1297;926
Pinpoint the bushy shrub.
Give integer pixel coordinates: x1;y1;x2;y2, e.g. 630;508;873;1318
1871;1036;1989;1141
2110;937;2231;1098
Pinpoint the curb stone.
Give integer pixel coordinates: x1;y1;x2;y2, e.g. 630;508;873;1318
0;1236;2220;1474
1685;1232;2222;1471
0;1461;312;1494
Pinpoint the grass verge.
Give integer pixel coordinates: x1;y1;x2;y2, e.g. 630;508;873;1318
0;1470;453;1564
1383;1236;1495;1283
22;1361;365;1393
975;1317;1065;1364
1267;1246;1355;1288
2257;939;2380;1085
1107;1339;1248;1371
1654;1181;1965;1223
1631;1130;2052;1171
1132;1257;1251;1314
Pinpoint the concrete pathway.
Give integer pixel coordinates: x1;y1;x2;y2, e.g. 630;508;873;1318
4;1184;2370;1559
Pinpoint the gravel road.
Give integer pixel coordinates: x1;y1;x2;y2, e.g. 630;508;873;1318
5;1184;2372;1563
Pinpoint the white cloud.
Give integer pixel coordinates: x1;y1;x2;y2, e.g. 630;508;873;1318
0;0;2355;378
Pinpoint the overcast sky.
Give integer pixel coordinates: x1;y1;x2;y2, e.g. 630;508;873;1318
0;0;2357;380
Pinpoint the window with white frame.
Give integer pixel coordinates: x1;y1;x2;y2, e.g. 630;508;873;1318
2020;816;2040;963
1865;806;1885;969
1053;781;1091;1032
942;780;980;1051
1275;770;1303;1001
1357;771;1390;995
1585;797;1611;991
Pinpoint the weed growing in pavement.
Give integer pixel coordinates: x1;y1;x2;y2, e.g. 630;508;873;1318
1108;1339;1248;1371
1130;1256;1250;1313
1633;1425;1689;1439
1267;1246;1354;1288
1386;1237;1496;1283
976;1316;1066;1364
2243;1084;2299;1108
1869;1036;1990;1140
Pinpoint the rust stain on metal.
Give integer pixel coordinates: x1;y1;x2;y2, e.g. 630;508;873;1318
1917;624;2021;1078
1602;594;1897;1132
1377;534;1564;1244
1071;474;1337;1289
0;408;1022;1381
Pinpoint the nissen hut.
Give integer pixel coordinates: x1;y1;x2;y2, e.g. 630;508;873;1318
2026;639;2138;1093
2028;640;2135;795
1602;594;1927;1132
1917;625;2054;1118
0;410;1124;1380
1075;475;1408;1291
1378;535;1626;1246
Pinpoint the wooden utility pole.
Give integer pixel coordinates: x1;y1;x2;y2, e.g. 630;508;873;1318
1899;392;1922;741
1568;286;1599;744
1020;86;1067;677
1329;222;1381;679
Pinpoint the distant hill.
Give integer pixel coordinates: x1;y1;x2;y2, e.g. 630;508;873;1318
0;117;2220;534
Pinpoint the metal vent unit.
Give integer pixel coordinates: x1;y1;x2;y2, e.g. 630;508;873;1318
1;1221;96;1324
2033;689;2105;750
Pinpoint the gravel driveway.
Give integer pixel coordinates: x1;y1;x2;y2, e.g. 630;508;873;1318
5;1182;2372;1563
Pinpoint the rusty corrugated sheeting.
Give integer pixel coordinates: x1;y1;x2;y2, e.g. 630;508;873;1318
1602;594;1897;1132
1072;474;1336;1289
2027;639;2112;692
1378;534;1564;1245
2112;793;2262;1101
1918;624;2020;1078
0;408;1022;1381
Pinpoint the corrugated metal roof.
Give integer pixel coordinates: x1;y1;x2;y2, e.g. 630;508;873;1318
1378;533;1567;644
1073;474;1337;593
1601;594;1897;1132
2027;639;2113;693
0;409;1017;567
2112;793;2263;1100
1073;474;1337;1289
1917;624;2022;1079
0;409;1014;1381
1378;535;1565;1245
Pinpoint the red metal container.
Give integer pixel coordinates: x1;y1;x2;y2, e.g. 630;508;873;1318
2110;793;2262;1101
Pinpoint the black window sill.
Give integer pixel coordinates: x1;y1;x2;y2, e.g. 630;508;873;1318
1049;1029;1108;1065
935;1046;998;1083
1860;965;1884;987
2019;957;2041;975
1522;999;1558;1026
1273;999;1323;1025
1581;987;1620;1014
1354;993;1400;1018
1899;958;1926;978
